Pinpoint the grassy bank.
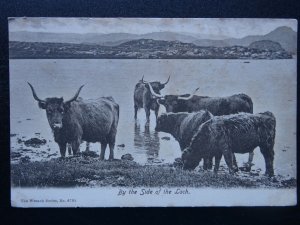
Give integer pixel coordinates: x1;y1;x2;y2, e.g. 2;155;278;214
11;155;296;188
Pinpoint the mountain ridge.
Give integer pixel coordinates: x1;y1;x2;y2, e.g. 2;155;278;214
9;26;297;53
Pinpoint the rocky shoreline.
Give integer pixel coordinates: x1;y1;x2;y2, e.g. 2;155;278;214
9;39;293;59
11;151;296;188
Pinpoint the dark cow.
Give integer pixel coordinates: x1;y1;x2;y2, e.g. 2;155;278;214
182;112;276;177
28;83;119;160
155;111;214;169
155;111;213;150
134;76;170;122
147;82;254;169
147;82;253;115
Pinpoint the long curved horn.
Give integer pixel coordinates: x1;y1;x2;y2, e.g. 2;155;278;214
163;75;170;85
141;75;149;84
64;85;85;104
178;88;199;100
146;82;164;98
27;82;45;103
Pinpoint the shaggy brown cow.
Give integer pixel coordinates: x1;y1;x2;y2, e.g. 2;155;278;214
182;112;276;176
134;76;170;122
155;111;215;169
28;83;119;159
147;82;254;170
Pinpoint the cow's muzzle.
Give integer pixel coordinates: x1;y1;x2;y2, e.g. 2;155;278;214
52;123;63;130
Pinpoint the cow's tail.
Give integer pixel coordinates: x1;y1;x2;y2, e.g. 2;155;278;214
238;93;253;113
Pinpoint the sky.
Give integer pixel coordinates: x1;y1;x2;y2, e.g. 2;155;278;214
9;17;297;38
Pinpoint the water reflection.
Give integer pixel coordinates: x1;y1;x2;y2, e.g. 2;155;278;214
134;121;160;160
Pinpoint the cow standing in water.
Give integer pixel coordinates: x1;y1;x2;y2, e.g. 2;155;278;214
28;83;119;160
147;82;255;170
133;76;170;122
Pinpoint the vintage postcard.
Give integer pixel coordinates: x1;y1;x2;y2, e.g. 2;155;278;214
9;18;297;207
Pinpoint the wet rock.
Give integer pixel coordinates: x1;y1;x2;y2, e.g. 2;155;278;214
11;152;22;158
152;158;163;163
10;133;17;137
250;172;260;176
24;138;47;148
21;148;33;152
161;136;171;141
82;150;99;158
281;178;297;187
121;153;134;161
117;144;125;148
47;153;58;158
20;156;31;163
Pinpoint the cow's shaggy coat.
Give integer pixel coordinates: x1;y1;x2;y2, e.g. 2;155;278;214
134;76;169;122
28;83;119;159
182;112;276;176
158;93;253;116
155;111;213;150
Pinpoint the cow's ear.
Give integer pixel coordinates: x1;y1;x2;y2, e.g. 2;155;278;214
38;101;46;109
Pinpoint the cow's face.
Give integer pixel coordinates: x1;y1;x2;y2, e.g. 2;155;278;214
147;81;165;94
157;95;188;113
28;82;84;131
182;147;199;170
43;98;66;131
155;113;169;132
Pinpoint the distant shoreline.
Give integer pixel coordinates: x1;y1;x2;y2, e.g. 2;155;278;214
9;39;294;60
9;57;296;60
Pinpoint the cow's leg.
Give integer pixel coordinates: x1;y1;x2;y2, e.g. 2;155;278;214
203;156;212;170
134;104;138;119
223;146;235;174
260;146;275;177
108;142;115;160
67;143;72;155
213;152;222;173
232;153;239;172
85;142;90;151
100;142;107;160
71;139;81;155
208;156;213;170
154;107;159;121
58;142;67;158
245;151;254;172
144;107;151;122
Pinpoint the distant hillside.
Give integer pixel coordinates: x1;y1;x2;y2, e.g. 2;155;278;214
9;39;292;59
249;40;284;52
9;31;199;46
193;26;297;54
10;26;297;53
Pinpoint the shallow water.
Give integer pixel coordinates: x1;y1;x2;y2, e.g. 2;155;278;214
10;59;297;177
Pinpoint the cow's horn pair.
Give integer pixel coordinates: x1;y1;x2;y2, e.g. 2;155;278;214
141;75;170;86
178;88;200;100
27;82;84;104
146;82;164;98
